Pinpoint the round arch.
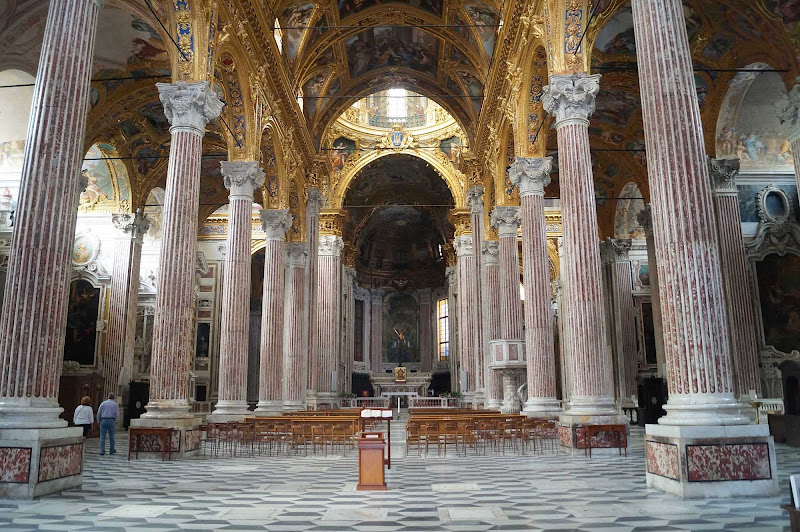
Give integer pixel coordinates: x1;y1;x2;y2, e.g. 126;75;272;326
329;149;466;210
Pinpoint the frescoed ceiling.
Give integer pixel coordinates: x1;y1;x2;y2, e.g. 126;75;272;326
274;0;500;145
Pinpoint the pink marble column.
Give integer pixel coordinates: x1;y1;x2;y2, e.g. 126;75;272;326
633;0;775;498
314;235;344;403
708;158;761;399
601;238;638;407
482;241;503;409
283;242;308;411
341;267;356;394
467;187;486;395
630;1;746;425
139;82;223;420
255;209;292;415
509;157;562;417
211;161;264;420
454;235;479;393
103;212;149;400
445;266;459;391
305;189;323;394
490;207;524;339
636;205;668;375
0;0;103;433
542;75;617;419
369;290;384;374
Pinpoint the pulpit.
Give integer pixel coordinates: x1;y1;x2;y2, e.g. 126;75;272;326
357;432;387;491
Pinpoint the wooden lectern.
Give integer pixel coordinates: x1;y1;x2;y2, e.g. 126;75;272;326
357;432;387;491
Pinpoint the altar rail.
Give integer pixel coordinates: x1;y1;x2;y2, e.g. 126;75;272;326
339;397;391;409
408;397;461;408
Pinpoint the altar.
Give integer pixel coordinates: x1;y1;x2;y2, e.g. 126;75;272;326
369;371;432;398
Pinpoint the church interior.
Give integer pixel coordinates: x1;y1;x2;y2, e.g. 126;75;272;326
0;0;800;528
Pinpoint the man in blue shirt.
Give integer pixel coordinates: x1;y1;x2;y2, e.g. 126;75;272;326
96;393;120;455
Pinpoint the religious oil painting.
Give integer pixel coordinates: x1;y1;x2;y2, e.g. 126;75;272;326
330;136;356;171
383;292;419;364
593;6;635;56
345;27;439;79
72;233;99;266
93;7;168;72
439;136;463;164
64;280;101;366
282;3;315;60
594;90;639;126
338;0;443;19
464;2;499;57
195;322;211;359
757;253;800;354
303;70;329;118
456;70;483;114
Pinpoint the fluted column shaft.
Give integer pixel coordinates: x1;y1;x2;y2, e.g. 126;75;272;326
255;210;291;414
455;235;478;392
213;162;264;418
445;266;459;391
509;158;561;415
632;0;746;425
482;242;502;407
467;187;486;391
491;207;523;339
283;243;308;410
638;205;667;375
144;82;223;418
0;0;102;428
305;190;323;392
543;75;615;416
103;212;149;400
709;158;761;398
315;235;344;397
370;290;384;372
419;290;433;372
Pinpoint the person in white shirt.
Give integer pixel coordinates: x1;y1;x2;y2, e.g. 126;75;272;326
73;396;94;437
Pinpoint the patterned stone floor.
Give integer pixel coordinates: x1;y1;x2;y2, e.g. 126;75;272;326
0;420;794;531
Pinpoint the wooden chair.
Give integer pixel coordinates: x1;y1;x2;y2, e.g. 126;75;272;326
440;421;459;456
421;424;441;457
406;421;423;456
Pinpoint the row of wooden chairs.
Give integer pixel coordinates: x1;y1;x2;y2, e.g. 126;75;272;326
405;417;559;457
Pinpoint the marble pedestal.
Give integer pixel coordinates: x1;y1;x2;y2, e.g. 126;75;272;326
129;416;202;459
523;398;562;419
306;391;337;411
489;339;526;414
254;402;284;417
644;424;778;498
0;426;84;498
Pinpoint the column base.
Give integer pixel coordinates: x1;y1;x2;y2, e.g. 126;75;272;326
282;401;306;412
210;401;250;422
129;416;202;459
523;397;562;419
0;398;69;429
0;426;84;498
645;424;778;498
254;401;284;416
306;392;338;411
660;393;750;426
557;413;629;454
563;395;618;417
485;398;503;410
473;389;486;410
138;399;193;420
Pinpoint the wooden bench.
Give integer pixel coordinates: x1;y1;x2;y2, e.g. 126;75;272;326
128;427;176;461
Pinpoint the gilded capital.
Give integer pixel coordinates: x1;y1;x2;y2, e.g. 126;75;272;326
508;157;552;197
450;209;472;236
542;74;600;128
490;206;521;238
319;209;346;236
156;81;224;134
318;234;344;257
482;240;499;266
260;208;292;241
342;242;357;268
112;211;150;242
708;157;740;195
220;161;266;199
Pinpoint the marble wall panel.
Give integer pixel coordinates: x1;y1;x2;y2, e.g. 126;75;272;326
575;427;626;449
185;430;201;451
0;447;31;483
38;444;82;482
686;443;771;482
645;440;679;480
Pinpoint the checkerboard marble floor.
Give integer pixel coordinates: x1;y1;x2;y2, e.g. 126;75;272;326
0;422;794;531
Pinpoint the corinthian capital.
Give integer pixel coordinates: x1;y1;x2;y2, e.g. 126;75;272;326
490;206;521;238
260;209;292;241
453;234;474;257
482;240;499;266
508;157;552;197
466;185;484;214
318;234;344;256
636;204;654;237
708;157;740;195
156;81;224;134
220;161;266;199
306;188;324;216
542;74;601;128
112;211;150;241
285;242;308;268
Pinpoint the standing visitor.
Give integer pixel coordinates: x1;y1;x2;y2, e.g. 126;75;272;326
96;393;120;455
73;396;93;437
